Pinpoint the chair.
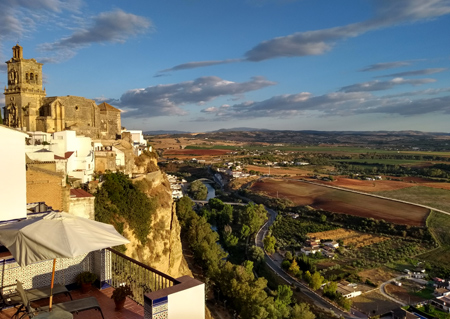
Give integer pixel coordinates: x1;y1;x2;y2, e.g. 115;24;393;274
1;283;72;315
15;281;104;319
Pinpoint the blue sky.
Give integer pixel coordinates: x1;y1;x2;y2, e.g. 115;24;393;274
1;0;450;133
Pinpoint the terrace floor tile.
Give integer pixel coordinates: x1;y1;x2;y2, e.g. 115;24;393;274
0;287;144;319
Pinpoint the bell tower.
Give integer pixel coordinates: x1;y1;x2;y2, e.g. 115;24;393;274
3;44;46;130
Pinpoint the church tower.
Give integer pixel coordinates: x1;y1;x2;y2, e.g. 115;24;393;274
3;44;46;130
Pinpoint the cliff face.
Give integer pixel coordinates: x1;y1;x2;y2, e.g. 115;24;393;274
123;169;192;279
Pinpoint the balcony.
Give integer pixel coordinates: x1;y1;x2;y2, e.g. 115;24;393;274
0;248;205;318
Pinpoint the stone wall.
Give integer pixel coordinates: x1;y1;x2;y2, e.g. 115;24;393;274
69;196;95;219
26;166;67;211
94;150;117;173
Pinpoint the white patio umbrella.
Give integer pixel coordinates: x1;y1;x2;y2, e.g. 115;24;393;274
0;212;130;310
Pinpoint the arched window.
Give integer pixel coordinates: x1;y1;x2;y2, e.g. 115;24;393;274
30;73;34;80
26;73;29;81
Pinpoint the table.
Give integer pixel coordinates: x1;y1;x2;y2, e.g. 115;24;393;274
33;309;73;319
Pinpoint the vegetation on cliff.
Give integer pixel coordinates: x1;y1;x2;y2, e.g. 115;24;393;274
95;172;156;244
176;196;316;319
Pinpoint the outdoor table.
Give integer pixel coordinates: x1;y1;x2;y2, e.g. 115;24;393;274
33;309;73;319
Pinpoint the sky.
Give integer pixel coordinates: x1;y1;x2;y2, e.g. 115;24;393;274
1;0;450;133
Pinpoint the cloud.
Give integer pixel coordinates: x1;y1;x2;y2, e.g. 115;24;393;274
375;68;447;78
37;9;152;63
356;95;450;116
159;59;243;73
339;78;436;93
193;84;450;121
163;0;450;71
383;87;450;98
111;76;276;117
46;10;151;48
0;0;81;41
360;61;412;72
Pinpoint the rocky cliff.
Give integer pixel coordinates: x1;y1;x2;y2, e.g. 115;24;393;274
124;169;192;279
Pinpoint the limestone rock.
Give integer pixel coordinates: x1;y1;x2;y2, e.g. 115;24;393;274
123;170;192;279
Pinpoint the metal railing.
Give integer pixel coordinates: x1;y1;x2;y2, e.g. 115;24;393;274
106;248;180;305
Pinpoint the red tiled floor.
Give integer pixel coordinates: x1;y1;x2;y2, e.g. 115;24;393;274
0;287;144;319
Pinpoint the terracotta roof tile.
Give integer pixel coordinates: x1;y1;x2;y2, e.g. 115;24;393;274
70;189;93;198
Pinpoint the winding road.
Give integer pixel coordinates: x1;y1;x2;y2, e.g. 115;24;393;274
255;207;366;319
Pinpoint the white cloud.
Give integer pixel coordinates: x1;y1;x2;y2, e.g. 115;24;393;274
111;76;276;117
339;78;436;93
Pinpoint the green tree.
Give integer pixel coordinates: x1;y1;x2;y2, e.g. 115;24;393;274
176;196;196;227
224;232;239;248
291;303;315;319
310;271;324;290
240;224;251;239
188;180;208;200
249;246;265;264
263;235;276;254
239;203;268;235
289;259;300;276
285;251;293;261
323;281;337;298
276;285;293;306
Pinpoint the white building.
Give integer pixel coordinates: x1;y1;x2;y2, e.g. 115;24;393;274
0;125;28;221
50;131;95;183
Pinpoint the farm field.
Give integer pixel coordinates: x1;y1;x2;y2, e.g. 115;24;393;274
313;177;450;193
307;229;387;248
374;186;450;213
418;211;450;266
245;164;313;177
164;148;232;157
384;282;427;304
251;179;429;226
352;291;401;316
358;268;400;286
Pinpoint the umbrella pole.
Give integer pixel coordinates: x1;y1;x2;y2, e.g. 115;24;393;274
49;258;56;311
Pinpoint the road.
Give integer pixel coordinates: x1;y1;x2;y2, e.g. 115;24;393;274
379;277;406;307
255;207;366;319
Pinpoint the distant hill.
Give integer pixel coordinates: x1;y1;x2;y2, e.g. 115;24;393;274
144;130;191;135
211;127;270;132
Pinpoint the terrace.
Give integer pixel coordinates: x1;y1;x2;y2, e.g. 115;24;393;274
0;248;205;319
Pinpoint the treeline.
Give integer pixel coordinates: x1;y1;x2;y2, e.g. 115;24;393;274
336;162;450;180
271;214;337;249
176;197;316;319
295;206;434;242
280;253;352;311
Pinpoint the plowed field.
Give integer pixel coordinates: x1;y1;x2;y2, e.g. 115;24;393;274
251;179;429;226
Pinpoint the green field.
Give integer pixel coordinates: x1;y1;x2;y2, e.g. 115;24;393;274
185;144;450;157
374;186;450;213
417;211;450;266
332;158;426;165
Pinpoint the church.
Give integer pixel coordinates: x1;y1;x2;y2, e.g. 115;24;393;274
3;44;121;140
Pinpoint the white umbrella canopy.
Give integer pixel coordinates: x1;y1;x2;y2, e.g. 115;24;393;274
0;212;129;267
0;212;130;310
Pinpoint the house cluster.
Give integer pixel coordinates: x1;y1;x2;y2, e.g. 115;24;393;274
216;162;251;179
25;129;149;185
431;278;450;313
403;268;427;279
167;174;186;199
300;238;339;259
